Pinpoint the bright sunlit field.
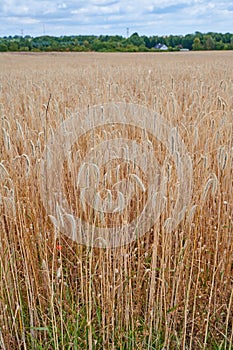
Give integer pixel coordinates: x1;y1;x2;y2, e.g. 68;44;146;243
0;51;232;349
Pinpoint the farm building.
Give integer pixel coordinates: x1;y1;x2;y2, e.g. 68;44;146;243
154;43;168;50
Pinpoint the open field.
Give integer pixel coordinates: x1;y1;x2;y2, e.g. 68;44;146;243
0;51;233;349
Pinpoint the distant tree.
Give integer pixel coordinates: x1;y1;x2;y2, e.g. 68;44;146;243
215;40;224;50
83;40;90;48
147;36;158;48
181;34;195;50
19;46;29;51
8;41;19;51
195;31;203;40
128;33;145;47
19;37;31;51
192;37;202;50
222;32;231;43
0;32;233;52
229;37;233;49
166;35;181;47
141;35;150;48
0;43;8;51
125;44;139;52
204;35;215;50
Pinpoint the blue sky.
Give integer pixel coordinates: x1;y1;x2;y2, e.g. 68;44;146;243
0;0;233;37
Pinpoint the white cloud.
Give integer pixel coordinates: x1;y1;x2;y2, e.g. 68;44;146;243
58;3;67;9
0;0;232;37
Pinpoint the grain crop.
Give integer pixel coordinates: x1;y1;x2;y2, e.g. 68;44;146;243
0;51;232;349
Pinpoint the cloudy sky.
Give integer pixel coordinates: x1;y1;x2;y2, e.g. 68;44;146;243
0;0;233;37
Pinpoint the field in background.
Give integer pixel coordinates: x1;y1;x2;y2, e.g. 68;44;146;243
0;51;232;349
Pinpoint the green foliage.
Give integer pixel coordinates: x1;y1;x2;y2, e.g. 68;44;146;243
0;42;8;51
128;32;145;47
8;41;19;51
192;37;203;50
1;32;233;52
204;35;215;50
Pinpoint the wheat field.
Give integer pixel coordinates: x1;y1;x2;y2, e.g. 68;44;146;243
0;51;232;349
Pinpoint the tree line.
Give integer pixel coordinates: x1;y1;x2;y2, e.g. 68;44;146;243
0;32;233;52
